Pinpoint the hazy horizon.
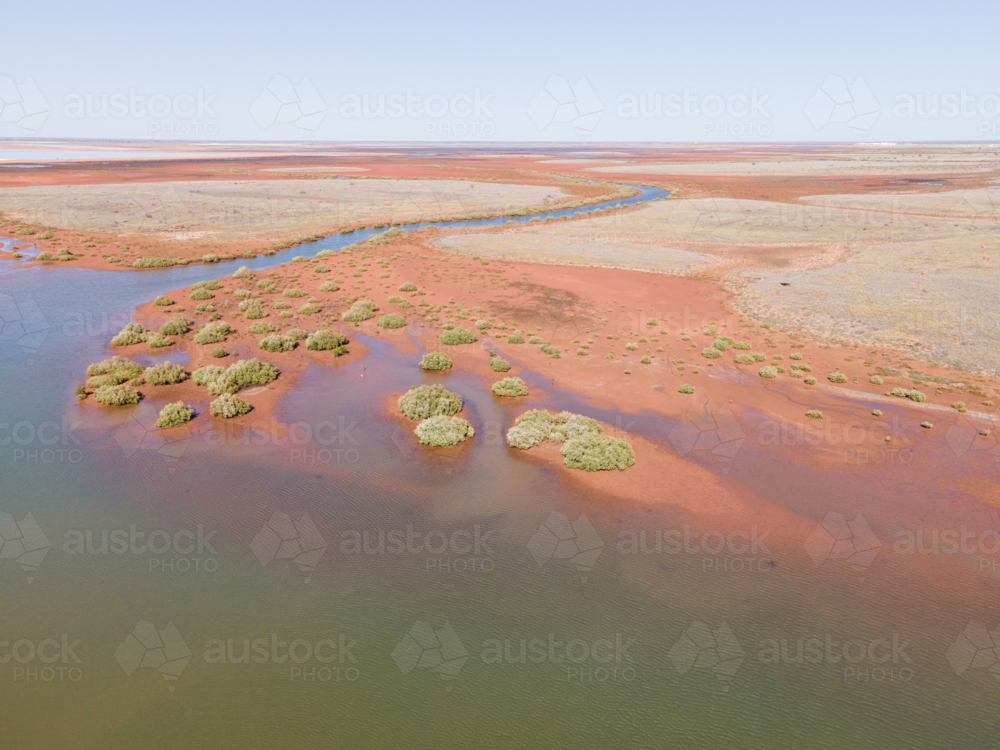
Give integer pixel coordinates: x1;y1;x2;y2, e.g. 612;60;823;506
1;0;997;144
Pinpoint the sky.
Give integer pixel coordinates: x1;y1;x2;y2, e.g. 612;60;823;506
1;0;998;143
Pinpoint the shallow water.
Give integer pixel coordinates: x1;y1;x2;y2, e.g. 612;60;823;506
2;184;1000;748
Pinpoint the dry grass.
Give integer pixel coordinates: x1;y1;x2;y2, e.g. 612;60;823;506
0;179;571;246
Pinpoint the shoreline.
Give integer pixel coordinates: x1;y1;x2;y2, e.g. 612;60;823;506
72;229;1000;505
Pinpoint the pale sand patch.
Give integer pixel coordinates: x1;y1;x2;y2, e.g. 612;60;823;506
259;166;369;173
588;156;1000;176
435;232;708;273
436;197;964;253
740;229;1000;372
800;186;1000;220
434;194;1000;372
0;179;570;243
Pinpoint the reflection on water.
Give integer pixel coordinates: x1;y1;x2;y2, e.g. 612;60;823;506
2;185;1000;748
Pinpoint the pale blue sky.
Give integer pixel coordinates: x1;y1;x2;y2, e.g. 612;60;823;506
1;0;997;142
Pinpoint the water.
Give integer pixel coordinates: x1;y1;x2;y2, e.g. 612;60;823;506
1;183;999;748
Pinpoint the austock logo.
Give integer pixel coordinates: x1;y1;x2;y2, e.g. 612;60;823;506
667;394;745;473
115;620;191;691
250;512;327;582
528;511;604;582
528;75;603;134
946;622;1000;682
804;74;880;134
0;512;49;583
114;412;193;470
392;620;468;691
803;511;881;579
251;75;327;133
0;74;49;132
0;293;50;353
668;621;744;693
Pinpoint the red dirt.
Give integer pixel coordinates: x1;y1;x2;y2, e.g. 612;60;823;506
82;228;1000;511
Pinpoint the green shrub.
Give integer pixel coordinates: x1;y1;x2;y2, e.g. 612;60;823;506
420;352;452;370
713;337;733;351
440;327;477;346
398;282;418;292
94;384;140;405
240;300;266;319
86;374;116;389
387;296;404;303
298;302;321;315
953;401;968;413
804;376;817;385
210;393;252;418
319;282;339;292
247;321;278;334
211;347;227;358
759;366;778;379
475;319;491;331
154;295;175;306
625;343;638;351
144;361;188;385
133;257;177;268
204;358;280;395
111;323;147;346
733;354;755;365
828;372;848;383
791;363;811;371
156;401;194;428
398;384;463;420
306;329;349;351
506;410;601;449
491;377;528;397
283;288;306;298
343;299;379;322
260;334;296;352
190;289;214;301
887;387;926;402
789;353;803;360
273;300;292;309
490;357;511;372
640;356;651;364
701;347;722;359
159;314;192;336
36;252;54;261
414;416;475;446
193;280;221;291
678;384;695;394
560;433;635;472
194;321;235;344
379;314;406;329
805;410;823;419
145;332;173;348
507;332;525;344
287;327;308;341
86;356;144;382
732;342;751;350
870;375;883;385
872;409;883;417
193;365;226;386
234;266;255;280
